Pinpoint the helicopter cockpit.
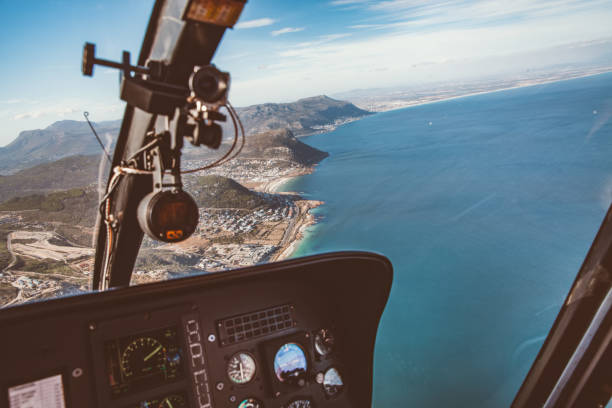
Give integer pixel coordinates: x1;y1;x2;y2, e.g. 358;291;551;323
1;2;391;407
1;1;611;408
2;251;391;408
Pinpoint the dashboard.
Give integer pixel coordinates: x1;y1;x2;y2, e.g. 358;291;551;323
0;251;392;408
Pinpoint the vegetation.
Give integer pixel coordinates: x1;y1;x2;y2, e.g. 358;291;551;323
0;187;98;227
55;225;93;247
210;235;245;244
0;188;84;211
0;241;11;271
0;281;17;305
0;225;13;270
241;128;329;165
135;249;199;272
234;95;371;136
13;256;78;276
0;119;119;174
192;175;271;209
0;155;99;201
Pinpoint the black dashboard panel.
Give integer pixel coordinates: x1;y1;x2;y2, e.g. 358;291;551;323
0;252;392;408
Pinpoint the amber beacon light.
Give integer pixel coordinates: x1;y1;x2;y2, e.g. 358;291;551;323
184;0;246;27
137;190;199;243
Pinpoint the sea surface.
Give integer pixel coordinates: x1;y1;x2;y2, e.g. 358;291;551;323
280;72;612;407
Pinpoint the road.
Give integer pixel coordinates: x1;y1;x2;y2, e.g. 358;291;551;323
3;232;17;272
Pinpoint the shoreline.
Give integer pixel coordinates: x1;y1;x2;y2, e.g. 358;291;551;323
343;67;612;114
256;166;324;262
259;69;612;263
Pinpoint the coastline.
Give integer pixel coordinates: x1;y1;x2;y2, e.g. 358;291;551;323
342;67;612;114
258;69;612;263
256;166;324;262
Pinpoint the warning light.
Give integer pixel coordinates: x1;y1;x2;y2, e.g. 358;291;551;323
137;190;199;243
166;230;184;240
184;0;246;27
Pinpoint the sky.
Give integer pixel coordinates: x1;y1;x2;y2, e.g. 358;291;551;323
0;0;611;146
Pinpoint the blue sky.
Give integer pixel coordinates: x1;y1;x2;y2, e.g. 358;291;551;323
1;0;611;146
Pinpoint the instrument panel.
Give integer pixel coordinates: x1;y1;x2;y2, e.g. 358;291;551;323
0;252;392;408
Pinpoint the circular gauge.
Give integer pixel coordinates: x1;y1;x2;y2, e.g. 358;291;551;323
227;352;257;384
158;394;187;408
286;399;312;408
323;367;344;397
314;329;335;356
274;343;308;384
120;337;166;378
237;398;262;408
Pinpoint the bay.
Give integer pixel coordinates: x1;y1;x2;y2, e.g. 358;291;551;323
281;72;612;407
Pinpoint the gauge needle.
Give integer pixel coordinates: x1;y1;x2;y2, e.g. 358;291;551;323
144;345;162;362
239;362;245;380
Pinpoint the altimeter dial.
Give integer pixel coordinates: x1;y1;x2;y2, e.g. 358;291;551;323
227;352;257;384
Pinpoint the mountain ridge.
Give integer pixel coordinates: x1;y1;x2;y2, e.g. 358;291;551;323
0;119;120;174
0;128;328;201
233;95;371;136
0;95;368;175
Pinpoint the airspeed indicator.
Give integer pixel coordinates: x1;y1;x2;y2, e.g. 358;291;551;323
120;337;166;379
227;352;257;384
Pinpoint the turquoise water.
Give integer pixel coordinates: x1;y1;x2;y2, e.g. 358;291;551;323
281;73;612;407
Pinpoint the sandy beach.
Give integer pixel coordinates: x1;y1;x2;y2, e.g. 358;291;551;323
253;167;324;261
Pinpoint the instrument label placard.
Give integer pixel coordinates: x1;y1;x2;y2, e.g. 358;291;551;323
8;375;66;408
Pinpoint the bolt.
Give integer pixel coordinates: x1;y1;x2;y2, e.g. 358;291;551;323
216;382;224;391
72;368;83;378
88;322;96;331
208;334;216;342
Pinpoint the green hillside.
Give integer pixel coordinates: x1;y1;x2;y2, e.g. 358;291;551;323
0;187;98;227
0;155;100;201
191;175;274;209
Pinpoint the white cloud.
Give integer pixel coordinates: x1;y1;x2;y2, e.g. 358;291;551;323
271;27;305;36
282;33;352;56
13;112;34;120
221;52;254;61
333;0;612;30
13;106;80;120
235;18;275;29
329;0;370;5
1;99;25;104
349;24;384;30
228;6;612;106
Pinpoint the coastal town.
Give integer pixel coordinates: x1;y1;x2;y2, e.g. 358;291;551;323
0;128;327;306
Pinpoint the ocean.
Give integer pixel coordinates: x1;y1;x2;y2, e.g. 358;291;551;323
280;72;612;407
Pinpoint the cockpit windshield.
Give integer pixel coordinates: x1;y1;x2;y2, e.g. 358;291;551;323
1;1;612;406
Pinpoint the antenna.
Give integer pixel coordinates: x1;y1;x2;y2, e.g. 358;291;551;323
83;111;112;163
